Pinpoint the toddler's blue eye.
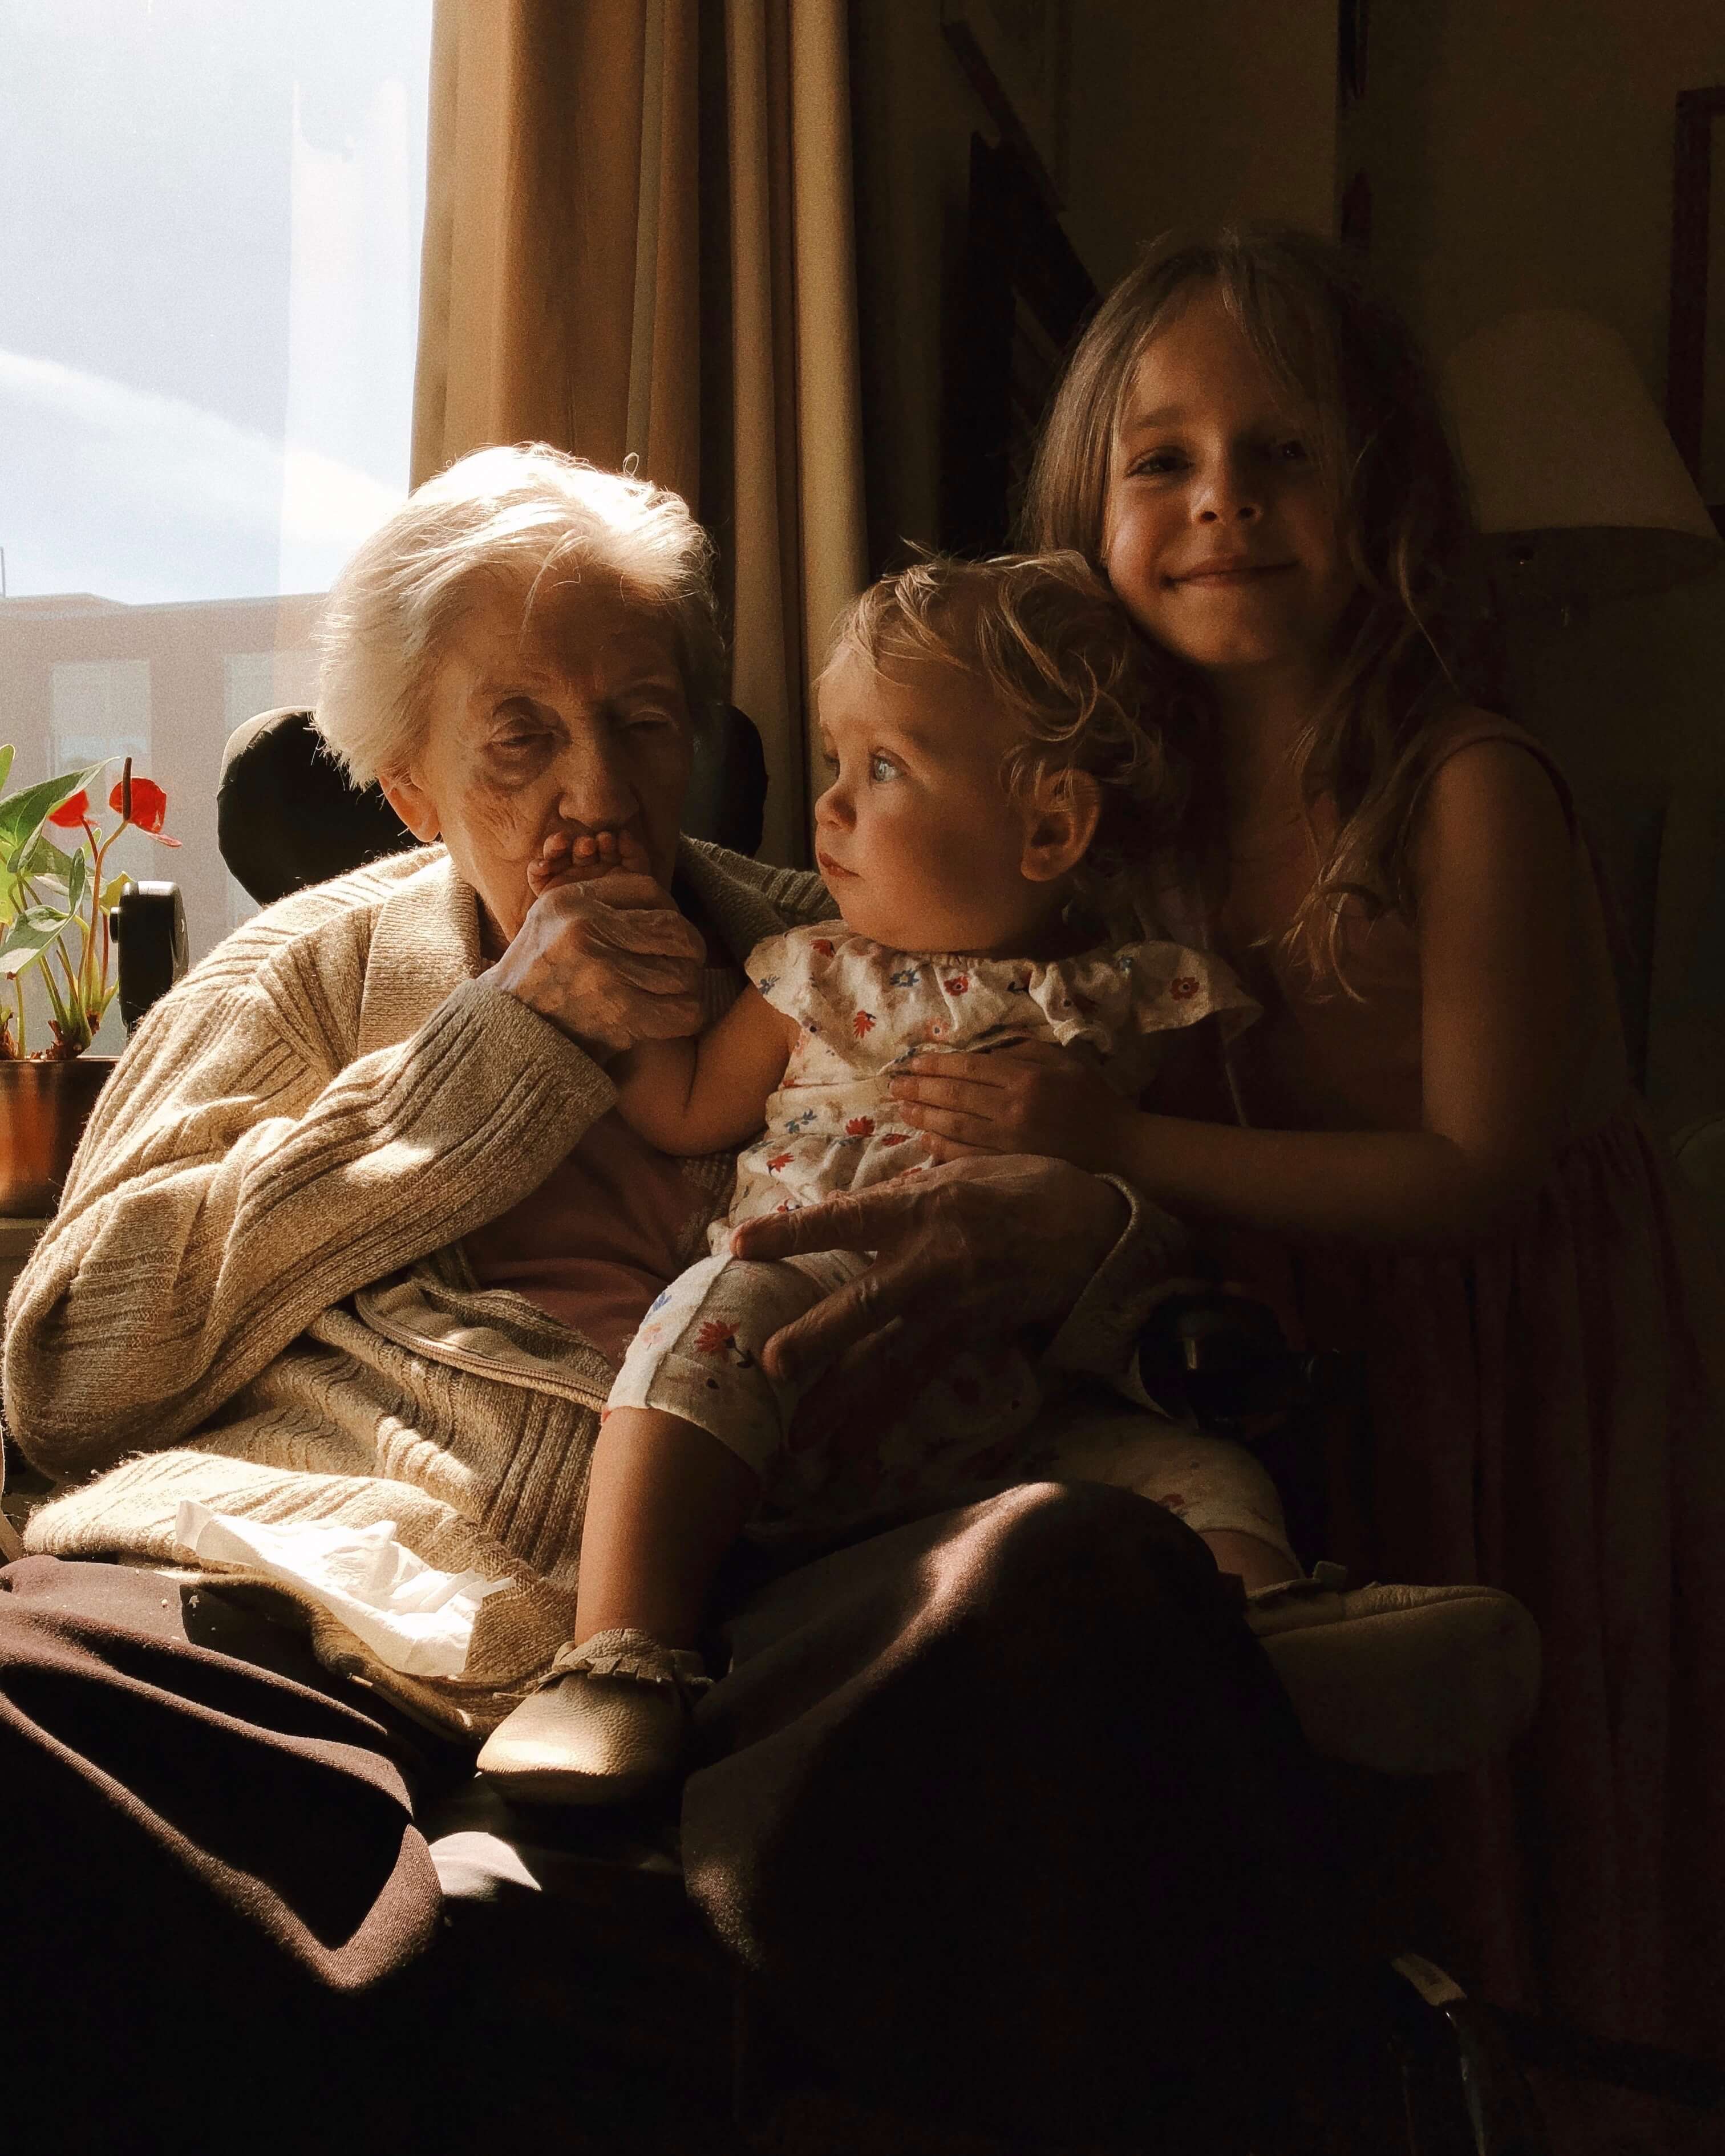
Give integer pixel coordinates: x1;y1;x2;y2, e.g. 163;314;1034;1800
869;753;899;783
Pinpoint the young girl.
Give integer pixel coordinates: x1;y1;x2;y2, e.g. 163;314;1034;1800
881;229;1725;2059
477;551;1300;1801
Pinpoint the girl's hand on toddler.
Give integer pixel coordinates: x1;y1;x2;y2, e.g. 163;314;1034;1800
889;1040;1128;1171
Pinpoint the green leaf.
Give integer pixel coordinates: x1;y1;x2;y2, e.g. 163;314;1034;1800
0;764;103;841
0;911;69;981
37;954;70;1030
23;833;78;882
0;747;16;797
100;874;132;910
0;764;105;869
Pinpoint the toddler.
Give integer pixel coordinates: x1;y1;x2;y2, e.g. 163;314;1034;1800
478;552;1270;1801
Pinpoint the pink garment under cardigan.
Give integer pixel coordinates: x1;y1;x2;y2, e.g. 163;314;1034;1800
464;966;743;1365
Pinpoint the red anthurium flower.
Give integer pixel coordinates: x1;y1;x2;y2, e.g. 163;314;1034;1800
48;791;90;829
111;776;177;842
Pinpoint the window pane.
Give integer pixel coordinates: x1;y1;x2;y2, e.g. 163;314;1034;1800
0;0;432;1043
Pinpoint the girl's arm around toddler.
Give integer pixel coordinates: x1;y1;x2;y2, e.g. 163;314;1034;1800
611;986;800;1157
892;740;1582;1249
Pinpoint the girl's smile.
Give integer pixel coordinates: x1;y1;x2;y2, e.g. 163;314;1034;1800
1103;285;1356;691
1166;554;1298;585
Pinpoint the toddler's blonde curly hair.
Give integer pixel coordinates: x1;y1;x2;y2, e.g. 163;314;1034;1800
827;551;1193;919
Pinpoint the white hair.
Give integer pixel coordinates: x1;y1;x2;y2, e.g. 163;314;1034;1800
313;443;725;785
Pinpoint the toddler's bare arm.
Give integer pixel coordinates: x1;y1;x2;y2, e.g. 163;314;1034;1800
613;986;799;1155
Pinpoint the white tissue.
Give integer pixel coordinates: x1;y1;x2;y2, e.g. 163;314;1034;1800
173;1501;511;1679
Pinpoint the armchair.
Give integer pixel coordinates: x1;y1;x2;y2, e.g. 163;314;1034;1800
178;704;1555;2153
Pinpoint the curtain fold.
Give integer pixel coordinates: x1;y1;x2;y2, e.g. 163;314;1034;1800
411;0;865;868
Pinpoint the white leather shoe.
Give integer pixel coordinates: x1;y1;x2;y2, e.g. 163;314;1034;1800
476;1627;711;1805
1246;1569;1541;1776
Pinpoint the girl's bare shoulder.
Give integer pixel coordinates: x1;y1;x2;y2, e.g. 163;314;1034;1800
1411;708;1576;894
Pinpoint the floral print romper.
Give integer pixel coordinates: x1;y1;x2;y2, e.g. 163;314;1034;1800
608;924;1258;1524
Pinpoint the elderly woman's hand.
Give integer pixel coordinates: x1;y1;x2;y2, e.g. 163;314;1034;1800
728;1153;1129;1449
487;866;706;1064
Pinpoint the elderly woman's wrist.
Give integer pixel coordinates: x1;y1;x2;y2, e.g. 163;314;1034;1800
479;963;621;1062
565;1024;627;1067
1080;1165;1132;1247
468;972;625;1100
1042;1171;1188;1384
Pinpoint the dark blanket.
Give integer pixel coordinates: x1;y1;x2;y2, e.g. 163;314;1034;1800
0;1554;448;2153
690;1480;1335;2142
2;1484;1334;2150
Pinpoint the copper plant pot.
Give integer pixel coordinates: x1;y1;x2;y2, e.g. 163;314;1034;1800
0;1056;116;1218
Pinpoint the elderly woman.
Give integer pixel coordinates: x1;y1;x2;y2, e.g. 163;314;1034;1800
3;448;1198;1713
2;447;1354;2145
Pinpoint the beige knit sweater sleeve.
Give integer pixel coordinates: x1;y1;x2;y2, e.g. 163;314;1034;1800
4;878;616;1480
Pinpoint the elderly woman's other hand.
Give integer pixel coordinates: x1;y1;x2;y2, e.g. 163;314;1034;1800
488;866;706;1064
729;1154;1130;1448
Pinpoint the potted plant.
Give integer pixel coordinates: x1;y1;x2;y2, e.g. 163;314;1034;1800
0;754;179;1215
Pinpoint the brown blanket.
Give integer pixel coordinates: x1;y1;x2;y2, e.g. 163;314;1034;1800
2;1483;1334;2149
688;1479;1334;2141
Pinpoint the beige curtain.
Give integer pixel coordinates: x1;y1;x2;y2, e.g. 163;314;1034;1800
412;0;865;868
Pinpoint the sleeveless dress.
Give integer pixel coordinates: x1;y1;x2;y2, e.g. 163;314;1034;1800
1179;712;1725;2060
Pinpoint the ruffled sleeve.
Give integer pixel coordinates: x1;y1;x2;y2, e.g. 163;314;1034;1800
744;929;805;1020
1120;941;1258;1040
745;927;902;1076
1014;941;1257;1056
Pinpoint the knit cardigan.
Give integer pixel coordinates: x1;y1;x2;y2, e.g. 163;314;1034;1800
5;839;1181;1735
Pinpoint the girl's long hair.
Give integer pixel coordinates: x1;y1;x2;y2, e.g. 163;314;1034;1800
1023;225;1498;987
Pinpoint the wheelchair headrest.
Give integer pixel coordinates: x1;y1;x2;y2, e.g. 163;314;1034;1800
219;710;415;906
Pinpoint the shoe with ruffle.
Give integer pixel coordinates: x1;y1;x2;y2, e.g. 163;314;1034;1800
476;1626;711;1805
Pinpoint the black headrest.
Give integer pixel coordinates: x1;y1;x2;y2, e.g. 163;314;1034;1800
686;704;767;860
218;710;416;906
218;704;770;906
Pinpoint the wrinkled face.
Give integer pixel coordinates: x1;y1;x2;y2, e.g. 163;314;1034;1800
811;649;1052;956
382;577;694;948
1104;284;1356;694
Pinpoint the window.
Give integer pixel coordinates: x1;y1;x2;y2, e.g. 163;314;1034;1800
0;1;433;1041
50;659;153;777
224;651;321;737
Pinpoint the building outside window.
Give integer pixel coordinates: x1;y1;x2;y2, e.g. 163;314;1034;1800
0;1;432;1043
